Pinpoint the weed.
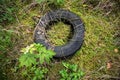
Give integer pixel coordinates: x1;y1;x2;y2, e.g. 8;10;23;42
0;0;17;25
35;0;64;6
19;43;55;80
59;62;84;80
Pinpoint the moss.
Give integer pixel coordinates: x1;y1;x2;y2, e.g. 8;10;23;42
46;22;72;46
66;8;117;78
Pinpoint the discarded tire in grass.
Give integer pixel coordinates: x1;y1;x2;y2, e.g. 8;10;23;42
34;9;85;58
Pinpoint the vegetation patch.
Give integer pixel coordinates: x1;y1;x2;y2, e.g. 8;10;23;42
0;0;119;80
59;62;84;80
46;22;72;46
19;43;55;80
0;27;14;54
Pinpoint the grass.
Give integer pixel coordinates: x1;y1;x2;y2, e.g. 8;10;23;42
46;22;72;46
0;0;120;80
0;27;14;54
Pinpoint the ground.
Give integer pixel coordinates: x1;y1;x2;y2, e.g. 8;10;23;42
0;0;120;80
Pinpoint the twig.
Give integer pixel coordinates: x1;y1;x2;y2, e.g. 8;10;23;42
15;14;21;25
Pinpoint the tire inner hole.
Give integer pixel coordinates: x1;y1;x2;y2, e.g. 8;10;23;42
46;21;73;46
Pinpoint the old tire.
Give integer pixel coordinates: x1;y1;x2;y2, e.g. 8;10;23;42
33;9;85;58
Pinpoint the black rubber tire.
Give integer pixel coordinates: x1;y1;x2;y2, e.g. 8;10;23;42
33;9;85;58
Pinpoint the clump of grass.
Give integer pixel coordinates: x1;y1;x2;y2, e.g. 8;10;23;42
46;22;72;46
0;27;14;54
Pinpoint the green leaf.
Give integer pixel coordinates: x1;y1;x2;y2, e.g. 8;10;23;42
39;53;45;64
59;69;68;78
34;68;48;80
69;64;78;71
57;0;64;4
33;76;37;80
62;62;69;68
35;0;45;3
19;53;36;67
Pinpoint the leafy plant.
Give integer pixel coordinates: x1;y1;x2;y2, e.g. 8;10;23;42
35;0;65;6
19;43;55;80
0;0;17;24
59;62;84;80
52;0;64;5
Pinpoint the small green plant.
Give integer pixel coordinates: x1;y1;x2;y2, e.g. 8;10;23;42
35;0;64;6
0;27;14;54
19;43;55;80
0;0;17;24
59;62;84;80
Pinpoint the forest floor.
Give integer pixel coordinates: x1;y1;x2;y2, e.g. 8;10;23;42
0;0;120;80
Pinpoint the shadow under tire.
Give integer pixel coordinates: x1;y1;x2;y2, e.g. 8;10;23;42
33;9;85;58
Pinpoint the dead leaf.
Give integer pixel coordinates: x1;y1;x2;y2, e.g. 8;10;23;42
26;29;32;34
114;49;119;53
107;62;112;69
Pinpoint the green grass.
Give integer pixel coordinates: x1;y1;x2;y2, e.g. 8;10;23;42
46;22;72;46
0;27;14;54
